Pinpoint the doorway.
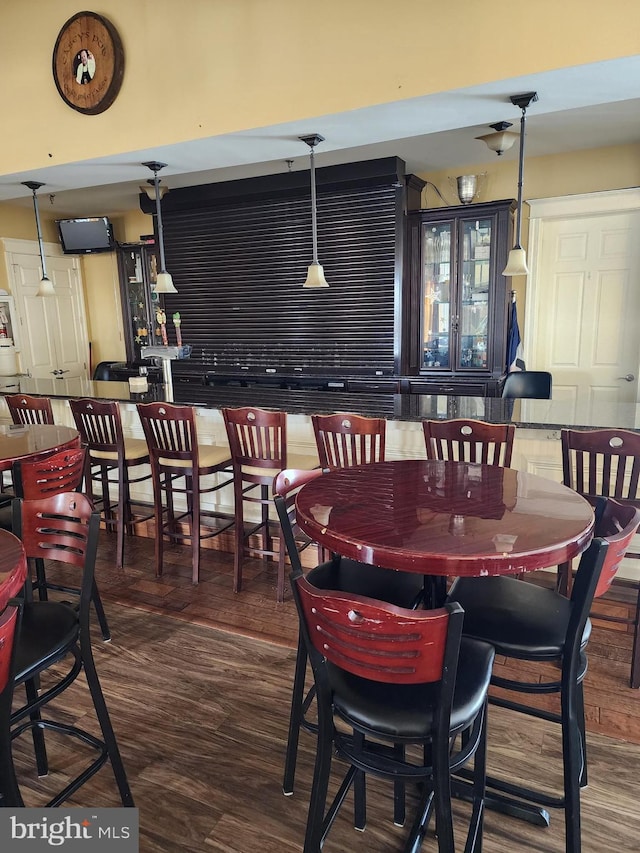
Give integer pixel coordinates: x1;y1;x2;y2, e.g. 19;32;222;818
527;189;640;423
2;238;90;380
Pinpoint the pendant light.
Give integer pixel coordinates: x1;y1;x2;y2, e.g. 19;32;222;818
502;92;538;277
476;121;518;156
142;161;177;293
22;181;55;297
299;134;329;288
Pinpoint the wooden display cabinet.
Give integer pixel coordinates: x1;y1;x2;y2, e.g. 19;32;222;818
406;199;515;395
117;242;161;361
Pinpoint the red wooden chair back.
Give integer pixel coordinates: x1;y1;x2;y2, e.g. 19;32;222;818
296;577;456;684
591;499;640;599
312;413;385;469
6;394;54;425
423;418;515;467
12;446;86;499
13;492;99;575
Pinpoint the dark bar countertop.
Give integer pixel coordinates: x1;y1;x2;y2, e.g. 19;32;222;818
0;376;637;432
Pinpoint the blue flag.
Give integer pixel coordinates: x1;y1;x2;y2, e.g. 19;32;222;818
506;299;522;372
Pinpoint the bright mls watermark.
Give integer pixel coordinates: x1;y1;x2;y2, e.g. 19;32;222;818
0;809;139;850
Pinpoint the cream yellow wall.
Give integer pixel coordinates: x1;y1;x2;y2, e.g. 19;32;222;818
80;209;153;367
0;1;639;174
418;142;640;328
0;202;60;292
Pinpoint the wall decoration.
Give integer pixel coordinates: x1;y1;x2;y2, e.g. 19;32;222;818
52;11;125;115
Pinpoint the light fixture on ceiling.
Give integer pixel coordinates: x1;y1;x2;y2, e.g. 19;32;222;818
476;121;518;156
503;92;538;277
299;134;329;288
142;161;177;294
22;180;55;297
450;173;487;205
139;179;169;201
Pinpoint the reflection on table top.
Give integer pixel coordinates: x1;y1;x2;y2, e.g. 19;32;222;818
0;423;80;471
295;459;595;577
0;529;27;610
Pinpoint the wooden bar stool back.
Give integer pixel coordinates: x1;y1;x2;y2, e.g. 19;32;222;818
69;398;153;571
312;413;386;469
6;393;54;425
423;418;515;467
137;402;233;584
223;406;315;602
560;427;640;687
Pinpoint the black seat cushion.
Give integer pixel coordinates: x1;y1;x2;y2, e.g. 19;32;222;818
0;503;12;530
329;637;494;740
447;575;591;660
308;559;424;609
14;601;79;681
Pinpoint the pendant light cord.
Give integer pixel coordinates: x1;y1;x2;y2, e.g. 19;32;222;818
30;188;48;279
513;106;527;250
152;169;168;273
309;146;319;264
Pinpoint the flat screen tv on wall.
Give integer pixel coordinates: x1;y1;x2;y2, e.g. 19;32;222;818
56;217;115;254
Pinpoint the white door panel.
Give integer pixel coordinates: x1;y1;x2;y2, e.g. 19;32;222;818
530;208;640;422
3;244;89;380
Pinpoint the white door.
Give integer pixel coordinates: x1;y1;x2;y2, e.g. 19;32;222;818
528;193;640;422
4;242;89;380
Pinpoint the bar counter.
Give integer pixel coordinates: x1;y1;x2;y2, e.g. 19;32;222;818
1;376;638;432
2;376;638;581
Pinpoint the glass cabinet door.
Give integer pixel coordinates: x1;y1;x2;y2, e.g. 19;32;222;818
459;217;493;370
422;222;452;369
119;245;160;360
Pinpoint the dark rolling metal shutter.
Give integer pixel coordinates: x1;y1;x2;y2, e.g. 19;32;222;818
160;184;398;373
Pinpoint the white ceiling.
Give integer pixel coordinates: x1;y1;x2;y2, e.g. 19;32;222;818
2;56;639;218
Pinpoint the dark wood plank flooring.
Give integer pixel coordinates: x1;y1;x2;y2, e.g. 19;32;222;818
11;531;640;852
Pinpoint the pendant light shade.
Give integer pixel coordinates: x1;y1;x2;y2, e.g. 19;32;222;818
476;121;518;156
142;161;178;294
501;93;538;278
299;134;329;288
22;180;54;297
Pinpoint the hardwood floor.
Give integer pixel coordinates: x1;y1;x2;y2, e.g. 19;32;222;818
11;532;640;852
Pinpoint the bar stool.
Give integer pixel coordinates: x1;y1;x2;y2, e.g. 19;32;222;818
3;394;55;500
12;446;111;642
312;412;385;468
11;492;134;806
0;531;27;808
137;402;234;583
6;393;54;425
559;427;640;688
447;498;640;853
222;406;317;602
69;398;153;571
275;468;434;803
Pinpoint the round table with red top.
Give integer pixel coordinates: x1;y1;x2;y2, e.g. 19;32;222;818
295;459;594;579
0;424;80;473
